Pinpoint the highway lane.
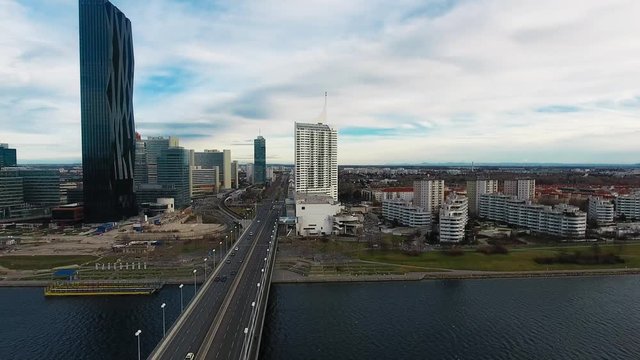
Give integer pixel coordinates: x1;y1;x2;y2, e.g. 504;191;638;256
150;176;287;360
150;218;265;360
197;201;281;360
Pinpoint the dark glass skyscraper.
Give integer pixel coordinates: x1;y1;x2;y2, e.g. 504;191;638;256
79;0;136;222
254;136;266;184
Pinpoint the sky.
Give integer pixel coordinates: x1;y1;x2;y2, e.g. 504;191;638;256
1;0;640;165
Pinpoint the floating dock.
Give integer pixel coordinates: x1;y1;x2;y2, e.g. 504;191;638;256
44;281;164;296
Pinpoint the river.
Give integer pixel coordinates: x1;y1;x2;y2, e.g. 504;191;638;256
1;276;639;359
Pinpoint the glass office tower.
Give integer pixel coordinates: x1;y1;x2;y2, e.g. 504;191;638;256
79;0;136;222
254;136;266;184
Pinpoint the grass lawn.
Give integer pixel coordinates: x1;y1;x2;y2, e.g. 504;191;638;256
0;255;98;270
358;243;640;272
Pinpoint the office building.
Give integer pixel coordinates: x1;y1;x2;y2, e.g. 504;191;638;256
466;179;498;215
244;163;254;184
413;180;444;214
79;0;136;222
254;136;266;185
231;160;239;188
157;147;191;208
294;122;338;201
382;200;431;228
479;193;586;238
504;179;536;200
588;196;614;225
362;187;414;203
134;137;148;187
615;192;640;220
0;144;17;169
191;166;219;197
439;193;468;243
0;169;60;206
145;136;179;184
194;150;231;189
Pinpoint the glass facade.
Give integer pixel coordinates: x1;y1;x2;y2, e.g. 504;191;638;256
157;147;191;208
254;136;266;184
79;0;136;222
0;145;17;169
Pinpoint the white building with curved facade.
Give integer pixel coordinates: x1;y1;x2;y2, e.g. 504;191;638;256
439;193;468;243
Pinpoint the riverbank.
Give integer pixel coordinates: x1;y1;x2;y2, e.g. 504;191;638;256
271;267;640;283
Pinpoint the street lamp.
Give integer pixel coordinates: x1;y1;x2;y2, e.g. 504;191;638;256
204;258;208;278
160;303;166;337
220;241;223;255
179;284;184;312
134;330;142;360
193;269;197;295
212;249;216;269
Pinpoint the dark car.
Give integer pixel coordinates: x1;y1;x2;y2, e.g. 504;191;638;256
221;276;228;282
214;276;221;282
230;270;237;276
226;259;231;264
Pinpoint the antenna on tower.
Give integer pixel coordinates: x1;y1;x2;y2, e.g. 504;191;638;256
324;91;327;109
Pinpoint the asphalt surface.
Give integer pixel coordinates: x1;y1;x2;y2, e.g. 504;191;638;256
149;177;286;360
197;202;280;360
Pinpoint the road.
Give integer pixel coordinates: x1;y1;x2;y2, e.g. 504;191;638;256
149;176;286;360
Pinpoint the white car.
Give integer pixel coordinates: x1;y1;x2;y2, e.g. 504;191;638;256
235;247;239;251
185;353;195;360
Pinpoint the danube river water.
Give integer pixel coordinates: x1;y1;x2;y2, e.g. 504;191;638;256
1;277;640;359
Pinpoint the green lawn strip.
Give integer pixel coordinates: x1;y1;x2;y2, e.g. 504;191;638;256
0;255;98;270
358;244;640;272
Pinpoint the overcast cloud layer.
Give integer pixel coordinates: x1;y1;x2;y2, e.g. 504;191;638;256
1;0;639;165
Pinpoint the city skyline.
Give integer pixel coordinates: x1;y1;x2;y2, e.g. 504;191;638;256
2;0;640;164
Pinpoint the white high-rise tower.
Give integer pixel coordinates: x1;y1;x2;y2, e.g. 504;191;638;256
294;94;338;201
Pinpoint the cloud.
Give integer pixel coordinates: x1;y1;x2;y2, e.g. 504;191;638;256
1;0;640;164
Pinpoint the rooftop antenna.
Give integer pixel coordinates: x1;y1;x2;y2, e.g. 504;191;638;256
320;91;327;123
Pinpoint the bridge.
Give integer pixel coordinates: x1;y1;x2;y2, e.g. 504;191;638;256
148;177;286;360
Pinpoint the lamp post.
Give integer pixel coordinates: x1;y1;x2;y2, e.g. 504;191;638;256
193;269;197;295
204;258;208;278
225;235;228;253
179;284;184;312
134;330;142;360
160;303;166;337
219;241;223;256
213;249;216;269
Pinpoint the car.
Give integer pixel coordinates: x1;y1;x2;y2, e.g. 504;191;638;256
221;276;228;282
235;247;239;251
226;259;231;264
185;353;195;360
214;276;221;282
257;220;261;223
230;252;236;256
230;270;237;276
249;232;254;236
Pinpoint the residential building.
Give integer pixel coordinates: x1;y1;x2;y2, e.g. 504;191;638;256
382;200;431;228
615;192;640;220
157;147;191;208
0;144;17;169
194;150;231;189
479;193;586;238
294;122;338;201
588;196;614;225
504;179;536;200
466;179;498;215
295;194;343;236
362;187;414;203
145;136;179;184
413;180;444;213
439;193;468;243
79;0;136;222
254;136;266;185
